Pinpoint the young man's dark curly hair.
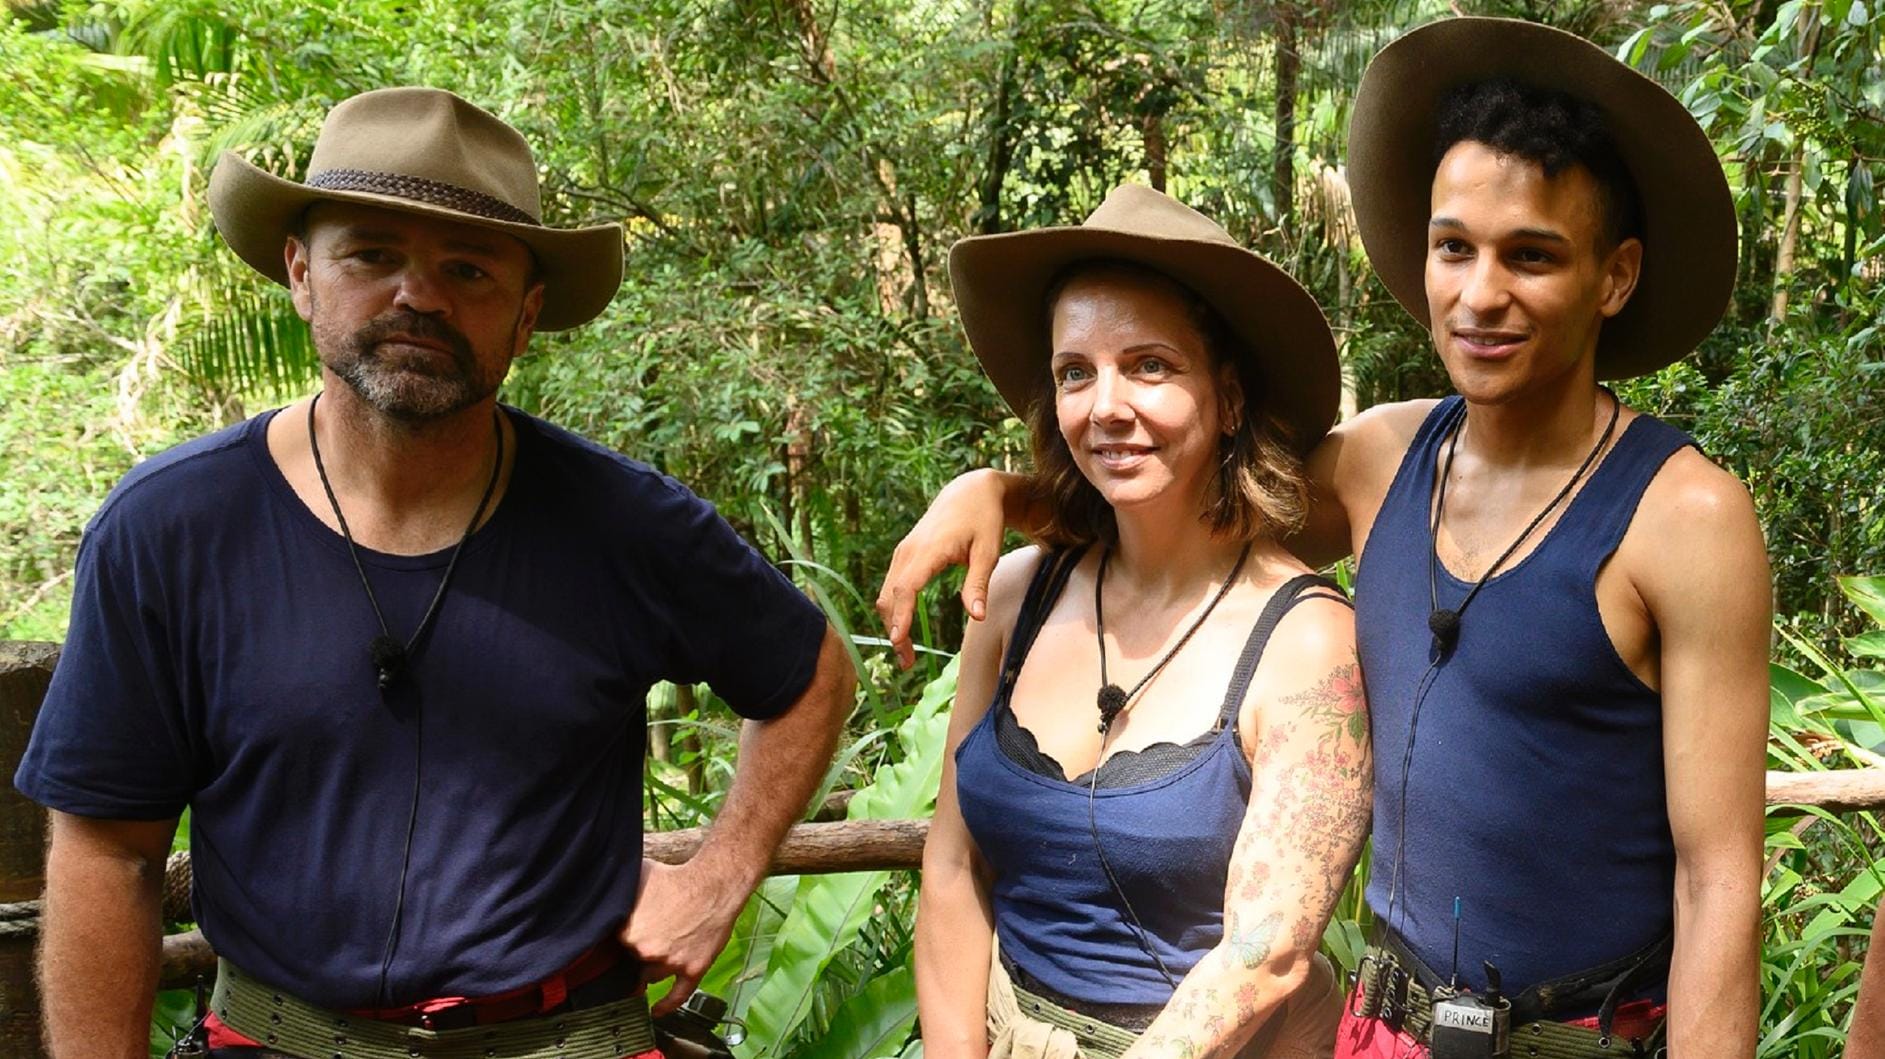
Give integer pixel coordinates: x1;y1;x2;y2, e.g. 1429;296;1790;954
1434;77;1645;252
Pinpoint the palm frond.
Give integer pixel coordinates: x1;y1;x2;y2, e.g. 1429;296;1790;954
195;93;325;174
115;1;243;87
174;284;319;398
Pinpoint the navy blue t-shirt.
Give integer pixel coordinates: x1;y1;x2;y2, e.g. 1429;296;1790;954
15;406;828;1008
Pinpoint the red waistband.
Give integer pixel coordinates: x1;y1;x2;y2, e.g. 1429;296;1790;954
350;937;631;1026
207;935;632;1050
1562;999;1666;1042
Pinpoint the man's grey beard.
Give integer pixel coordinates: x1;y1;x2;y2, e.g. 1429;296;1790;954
312;301;509;423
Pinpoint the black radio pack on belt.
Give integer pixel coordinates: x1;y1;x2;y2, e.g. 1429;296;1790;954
1429;961;1510;1059
1426;899;1509;1059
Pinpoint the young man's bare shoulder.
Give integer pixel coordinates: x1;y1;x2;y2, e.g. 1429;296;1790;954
1324;398;1439;466
1625;446;1766;604
1637;447;1759;537
1310;398;1441;504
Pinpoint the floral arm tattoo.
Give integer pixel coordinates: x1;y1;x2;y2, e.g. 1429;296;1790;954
1124;655;1372;1059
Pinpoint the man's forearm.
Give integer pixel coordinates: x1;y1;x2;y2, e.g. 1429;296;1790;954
41;816;171;1059
1666;883;1760;1056
692;631;852;891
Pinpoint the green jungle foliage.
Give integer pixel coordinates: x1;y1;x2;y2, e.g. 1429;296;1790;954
1;0;1881;1056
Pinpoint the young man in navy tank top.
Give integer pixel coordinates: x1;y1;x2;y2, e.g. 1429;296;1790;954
877;19;1767;1058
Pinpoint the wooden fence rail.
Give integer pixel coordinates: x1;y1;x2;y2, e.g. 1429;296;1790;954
6;644;1885;1031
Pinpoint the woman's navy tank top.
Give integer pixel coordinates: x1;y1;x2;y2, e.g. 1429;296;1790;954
1355;395;1695;995
955;550;1341;1006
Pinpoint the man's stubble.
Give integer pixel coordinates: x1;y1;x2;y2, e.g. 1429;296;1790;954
308;291;518;423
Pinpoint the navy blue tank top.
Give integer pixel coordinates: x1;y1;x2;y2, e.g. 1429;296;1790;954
1355;396;1694;995
956;550;1341;1007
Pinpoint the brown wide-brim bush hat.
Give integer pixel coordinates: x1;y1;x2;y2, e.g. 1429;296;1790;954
209;87;623;332
950;184;1340;455
1347;17;1737;379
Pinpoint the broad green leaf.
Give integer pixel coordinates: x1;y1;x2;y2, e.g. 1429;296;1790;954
1804;859;1885;940
1840;720;1885;753
1840;576;1885;626
1616;26;1653;66
149;989;198;1059
791;966;918;1059
1772;663;1828;730
1772;686;1806;729
1766;830;1808;851
740;660;956;1054
1848;631;1885;659
1773;663;1831;704
1780;627;1885;731
1764;867;1803;908
692;875;800;1022
1323;916;1368;976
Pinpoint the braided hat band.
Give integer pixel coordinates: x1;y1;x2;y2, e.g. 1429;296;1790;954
306;169;542;228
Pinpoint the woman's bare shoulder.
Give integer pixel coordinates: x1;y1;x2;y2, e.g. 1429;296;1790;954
985;545;1048;630
1239;587;1360;736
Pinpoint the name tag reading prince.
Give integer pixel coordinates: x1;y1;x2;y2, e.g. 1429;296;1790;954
1430;963;1511;1059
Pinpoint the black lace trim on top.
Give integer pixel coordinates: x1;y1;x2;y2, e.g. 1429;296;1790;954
995;702;1222;789
989;544;1349;790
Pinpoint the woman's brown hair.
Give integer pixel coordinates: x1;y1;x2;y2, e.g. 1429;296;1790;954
1025;260;1310;549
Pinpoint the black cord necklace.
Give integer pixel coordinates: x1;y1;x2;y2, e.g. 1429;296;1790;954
1092;541;1251;734
1085;538;1250;991
307;392;504;691
1426;389;1620;654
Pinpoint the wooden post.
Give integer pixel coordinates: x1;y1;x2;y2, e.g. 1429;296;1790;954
0;642;58;1058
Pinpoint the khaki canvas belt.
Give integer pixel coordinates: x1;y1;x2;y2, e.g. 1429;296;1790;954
211;958;659;1059
1006;979;1142;1059
1351;939;1667;1059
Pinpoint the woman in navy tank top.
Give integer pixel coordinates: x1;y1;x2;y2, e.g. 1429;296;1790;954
914;185;1372;1059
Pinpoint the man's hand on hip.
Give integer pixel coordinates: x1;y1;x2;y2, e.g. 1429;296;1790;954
622;858;749;1016
626;628;855;1015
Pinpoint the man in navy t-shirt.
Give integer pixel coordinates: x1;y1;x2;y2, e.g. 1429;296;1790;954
14;88;853;1057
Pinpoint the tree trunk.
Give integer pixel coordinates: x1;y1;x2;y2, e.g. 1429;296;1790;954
1143;111;1167;192
1271;8;1300;226
901;191;928;317
1771;146;1805;320
786;402;815;563
673;683;704;796
978;48;1019;234
0;643;57;1058
648;688;673;765
1770;9;1822;321
783;0;836;83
